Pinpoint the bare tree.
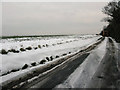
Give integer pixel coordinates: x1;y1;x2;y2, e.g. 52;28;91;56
101;0;120;42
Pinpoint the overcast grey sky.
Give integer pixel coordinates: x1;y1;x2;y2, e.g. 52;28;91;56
2;2;108;36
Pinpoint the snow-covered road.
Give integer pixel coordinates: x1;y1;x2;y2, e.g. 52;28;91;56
56;38;120;88
1;35;119;89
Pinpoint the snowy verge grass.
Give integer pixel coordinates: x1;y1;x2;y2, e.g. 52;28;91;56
110;37;120;72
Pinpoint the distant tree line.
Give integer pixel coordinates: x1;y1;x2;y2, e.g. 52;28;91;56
1;35;68;39
100;0;120;42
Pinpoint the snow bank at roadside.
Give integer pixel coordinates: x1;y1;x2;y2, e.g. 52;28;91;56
55;38;108;88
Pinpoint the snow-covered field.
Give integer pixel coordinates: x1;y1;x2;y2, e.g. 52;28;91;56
0;34;101;84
